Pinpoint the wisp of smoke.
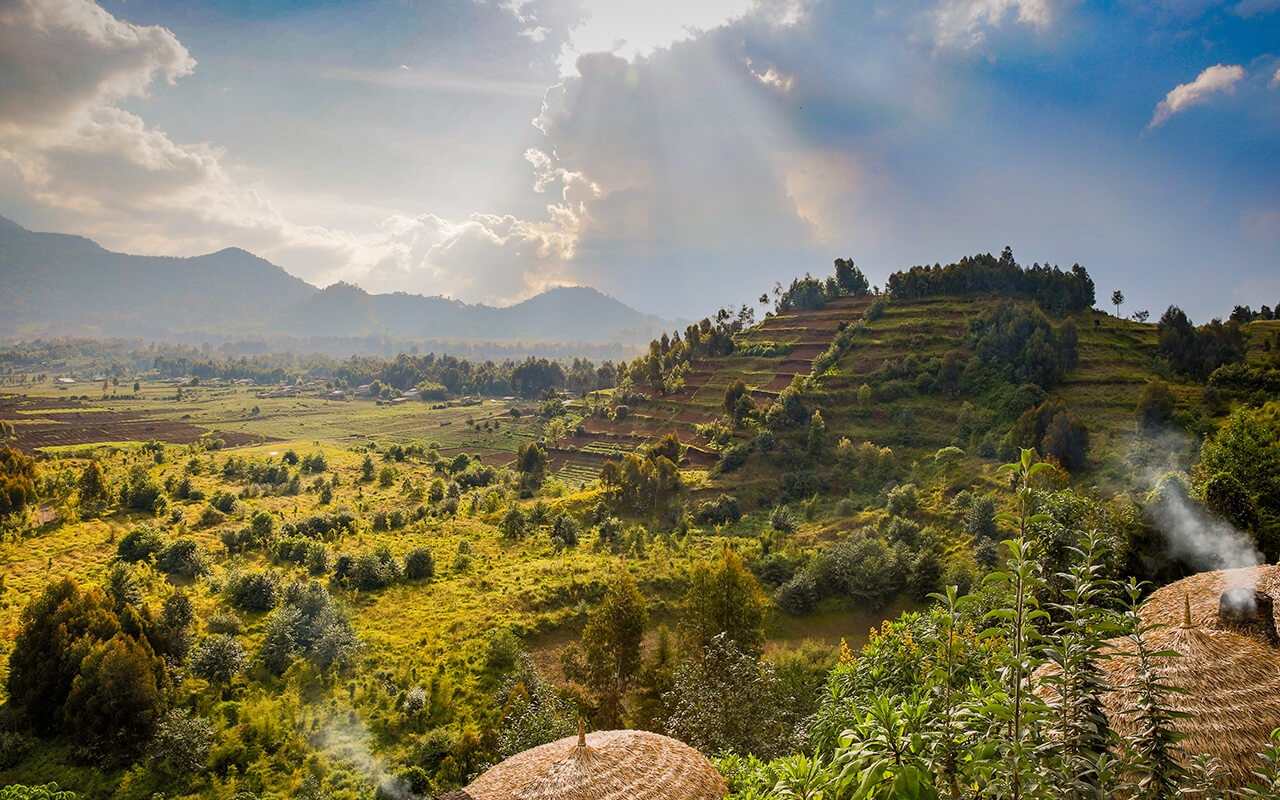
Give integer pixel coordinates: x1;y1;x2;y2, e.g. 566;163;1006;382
1128;425;1262;591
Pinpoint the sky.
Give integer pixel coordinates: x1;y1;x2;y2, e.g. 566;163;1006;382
0;0;1276;321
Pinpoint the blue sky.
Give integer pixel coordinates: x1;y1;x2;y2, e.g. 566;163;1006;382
0;0;1276;321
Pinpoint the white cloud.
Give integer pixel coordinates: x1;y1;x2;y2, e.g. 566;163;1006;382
1272;65;1280;88
0;0;194;141
0;0;587;306
1231;0;1280;17
933;0;1052;48
747;59;795;91
1149;63;1245;127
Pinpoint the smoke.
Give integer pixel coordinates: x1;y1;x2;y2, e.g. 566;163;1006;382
311;715;417;799
1148;481;1262;578
1129;425;1262;590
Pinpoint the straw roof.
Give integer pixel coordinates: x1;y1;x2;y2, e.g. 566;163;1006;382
1038;565;1280;790
463;728;728;800
1141;564;1280;630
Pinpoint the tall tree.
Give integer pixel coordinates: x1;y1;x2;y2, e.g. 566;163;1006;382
579;571;649;726
1112;290;1125;319
679;549;768;658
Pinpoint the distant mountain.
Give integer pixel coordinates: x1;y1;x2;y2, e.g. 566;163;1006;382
0;217;679;348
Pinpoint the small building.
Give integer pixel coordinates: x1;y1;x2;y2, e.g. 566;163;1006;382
1038;564;1280;791
451;727;727;800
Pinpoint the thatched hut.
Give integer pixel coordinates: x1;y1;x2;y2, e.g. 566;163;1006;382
455;728;728;800
1042;565;1280;790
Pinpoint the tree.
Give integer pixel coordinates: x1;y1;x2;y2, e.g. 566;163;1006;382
0;445;38;525
724;379;747;419
834;258;870;296
6;578;120;734
515;442;547;490
148;709;213;774
1136;380;1177;429
62;633;167;764
679;549;768;658
578;571;649;726
1112;290;1124;319
190;634;249;685
1009;398;1089;471
77;460;108;514
807;410;827;456
360;454;375;482
666;633;785;758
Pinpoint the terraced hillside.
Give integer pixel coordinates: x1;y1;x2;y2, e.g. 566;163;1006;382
565;292;1246;501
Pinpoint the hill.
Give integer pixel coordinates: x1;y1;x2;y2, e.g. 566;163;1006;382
0;217;679;349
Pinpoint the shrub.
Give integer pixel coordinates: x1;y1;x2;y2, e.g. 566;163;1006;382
774;570;820;616
224;570;282;612
157;538;211;578
696;494;742;525
206;613;242;635
119;465;166;513
485;628;525;671
117;527;167;563
768;505;798;534
190;634;249;684
348;547;403;591
885;483;919;517
209;490;238;514
148;709;213;773
404;546;435;580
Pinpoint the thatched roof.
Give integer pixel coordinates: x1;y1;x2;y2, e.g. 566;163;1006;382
1141;564;1280;630
1039;565;1280;790
463;729;728;800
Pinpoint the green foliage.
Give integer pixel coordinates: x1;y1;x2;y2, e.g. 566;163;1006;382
0;445;39;523
77;460;108;513
1136;379;1178;429
1158;305;1245;379
667;633;789;758
190;634;249;685
224;569;282;611
886;248;1095;314
969;300;1077;388
0;785;77;800
696;493;743;525
1009;398;1090;471
404;545;435;580
148;709;214;774
117;526;166;563
680;549;768;658
575;570;649;725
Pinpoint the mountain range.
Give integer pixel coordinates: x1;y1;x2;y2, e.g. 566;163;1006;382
0;216;679;349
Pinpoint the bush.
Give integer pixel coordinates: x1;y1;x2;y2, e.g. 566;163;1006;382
696;494;742;525
774;570;820;616
768;505;798;534
885;483;919;517
225;570;282;612
714;443;749;475
822;536;902;609
157;538;211;578
117;527;167;563
404;546;435;580
347;547;403;591
206;613;242;635
485;628;525;671
148;709;213;773
190;634;249;684
119;465;166;513
209;490;238;514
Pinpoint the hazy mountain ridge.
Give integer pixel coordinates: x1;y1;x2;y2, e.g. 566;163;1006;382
0;217;680;347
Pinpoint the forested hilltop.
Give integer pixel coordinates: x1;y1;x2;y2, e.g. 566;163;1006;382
2;250;1280;800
